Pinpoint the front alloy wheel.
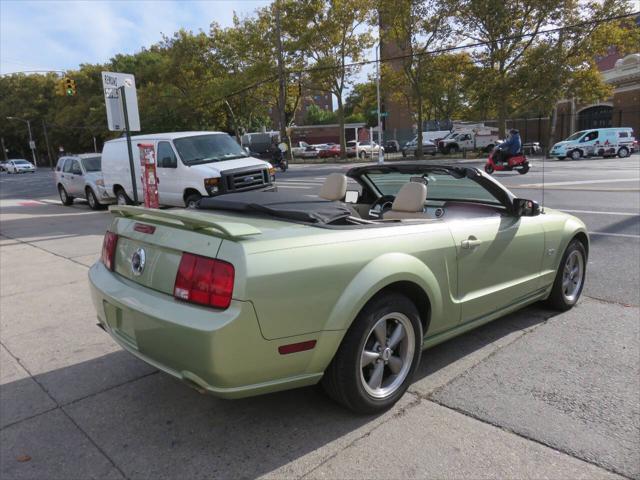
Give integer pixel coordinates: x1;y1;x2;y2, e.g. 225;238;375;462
570;149;581;160
322;292;422;413
360;313;415;399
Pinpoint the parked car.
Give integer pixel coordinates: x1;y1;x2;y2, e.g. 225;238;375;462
318;143;341;158
384;140;400;153
346;140;384;159
291;141;311;157
54;154;113;209
90;163;588;413
401;137;437;157
5;159;35;173
522;142;542;156
550;127;635;160
438;127;499;154
101;131;276;208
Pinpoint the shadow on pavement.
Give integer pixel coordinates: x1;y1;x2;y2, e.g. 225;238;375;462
1;304;553;479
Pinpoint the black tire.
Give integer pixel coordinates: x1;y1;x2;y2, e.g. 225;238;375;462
86;187;103;210
359;151;366;160
402;150;407;157
484;163;494;174
115;188;132;206
617;147;629;158
518;163;530;174
321;292;423;414
280;161;288;172
58;185;73;206
546;239;587;311
185;193;202;208
570;149;581;160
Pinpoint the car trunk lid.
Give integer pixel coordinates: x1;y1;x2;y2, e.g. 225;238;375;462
109;206;261;295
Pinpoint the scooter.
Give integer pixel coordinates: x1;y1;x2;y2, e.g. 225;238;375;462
484;147;530;175
271;148;288;172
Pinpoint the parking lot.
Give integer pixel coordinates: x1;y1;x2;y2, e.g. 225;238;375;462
1;155;639;479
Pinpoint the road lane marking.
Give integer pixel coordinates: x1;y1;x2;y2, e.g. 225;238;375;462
518;178;640;187
588;231;640;239
560;209;640;217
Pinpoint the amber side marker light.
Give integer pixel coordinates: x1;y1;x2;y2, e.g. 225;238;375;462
278;340;317;355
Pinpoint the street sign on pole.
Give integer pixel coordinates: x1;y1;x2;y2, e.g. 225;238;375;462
101;72;140;131
29;140;36;150
101;72;140;204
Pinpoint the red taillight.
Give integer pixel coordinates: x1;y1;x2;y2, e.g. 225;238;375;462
101;231;118;271
173;253;235;309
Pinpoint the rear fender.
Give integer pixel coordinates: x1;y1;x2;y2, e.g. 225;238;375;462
324;253;443;333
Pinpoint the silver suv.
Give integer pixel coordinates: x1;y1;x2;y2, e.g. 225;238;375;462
54;154;114;209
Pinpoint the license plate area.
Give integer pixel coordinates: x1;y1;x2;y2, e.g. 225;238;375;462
103;301;137;348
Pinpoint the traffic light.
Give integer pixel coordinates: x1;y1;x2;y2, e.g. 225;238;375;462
54;79;66;96
63;77;77;96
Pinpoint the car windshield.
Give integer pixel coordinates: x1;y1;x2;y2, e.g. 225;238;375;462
14;160;30;165
173;134;248;165
565;131;586;141
365;171;501;205
81;156;101;172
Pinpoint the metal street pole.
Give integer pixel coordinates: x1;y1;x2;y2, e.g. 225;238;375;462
6;116;37;166
375;42;384;164
93;136;98;153
119;85;139;204
25;120;37;166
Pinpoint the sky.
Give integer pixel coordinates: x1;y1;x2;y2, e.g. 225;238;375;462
0;0;272;74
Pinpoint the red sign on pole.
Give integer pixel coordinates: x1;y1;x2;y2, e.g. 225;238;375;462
137;143;159;208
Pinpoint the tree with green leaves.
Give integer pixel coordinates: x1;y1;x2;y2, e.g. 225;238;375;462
304;0;375;157
381;0;457;156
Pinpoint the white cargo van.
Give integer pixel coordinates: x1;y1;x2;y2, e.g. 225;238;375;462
550;127;635;160
101;131;275;207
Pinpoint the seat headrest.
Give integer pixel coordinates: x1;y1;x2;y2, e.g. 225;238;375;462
319;173;347;201
392;182;427;213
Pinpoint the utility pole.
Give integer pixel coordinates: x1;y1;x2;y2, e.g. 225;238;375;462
274;1;287;145
375;41;384;164
42;120;53;168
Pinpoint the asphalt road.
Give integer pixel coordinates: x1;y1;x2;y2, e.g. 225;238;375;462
0;154;638;479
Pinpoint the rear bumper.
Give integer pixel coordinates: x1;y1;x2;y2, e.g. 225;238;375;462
88;262;336;398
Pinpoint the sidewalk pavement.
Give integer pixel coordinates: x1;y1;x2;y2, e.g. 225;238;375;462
0;200;637;479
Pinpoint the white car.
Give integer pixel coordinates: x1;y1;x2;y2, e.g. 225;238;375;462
346;140;384;159
5;159;35;173
101;131;276;208
54;154;114;210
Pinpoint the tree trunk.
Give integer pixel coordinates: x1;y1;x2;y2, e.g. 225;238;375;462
547;104;558;158
274;3;287;144
337;95;346;158
416;100;423;158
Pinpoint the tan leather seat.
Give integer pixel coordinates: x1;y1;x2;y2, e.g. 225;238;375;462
319;173;347;201
383;182;427;220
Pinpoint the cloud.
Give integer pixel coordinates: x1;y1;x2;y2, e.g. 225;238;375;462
0;0;270;74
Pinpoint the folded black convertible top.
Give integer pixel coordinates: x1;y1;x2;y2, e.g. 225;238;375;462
197;191;352;224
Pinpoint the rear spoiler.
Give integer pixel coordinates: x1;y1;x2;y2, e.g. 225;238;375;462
109;205;261;239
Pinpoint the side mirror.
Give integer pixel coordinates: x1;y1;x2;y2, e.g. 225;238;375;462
513;198;540;217
344;190;359;204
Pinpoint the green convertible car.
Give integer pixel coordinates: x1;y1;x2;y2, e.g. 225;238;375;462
89;163;588;413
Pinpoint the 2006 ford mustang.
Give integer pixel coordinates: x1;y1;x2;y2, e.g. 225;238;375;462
89;163;588;413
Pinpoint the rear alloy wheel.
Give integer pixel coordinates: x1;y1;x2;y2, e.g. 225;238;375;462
58;185;73;206
546;239;587;311
322;293;422;413
617;147;629;158
86;188;103;210
570;149;581;160
185;193;202;209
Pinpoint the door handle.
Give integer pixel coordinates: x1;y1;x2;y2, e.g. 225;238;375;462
461;237;482;249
